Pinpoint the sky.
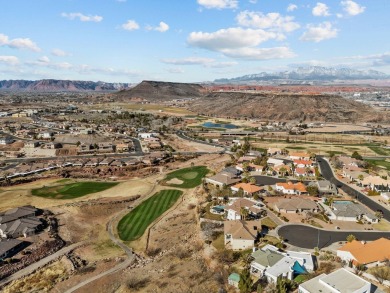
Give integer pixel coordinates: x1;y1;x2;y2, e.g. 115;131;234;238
0;0;389;83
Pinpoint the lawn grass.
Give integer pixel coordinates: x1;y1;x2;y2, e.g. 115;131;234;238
368;146;390;156
286;146;307;150
261;217;278;229
31;182;118;199
212;232;225;251
366;159;390;171
118;189;183;241
163;166;209;189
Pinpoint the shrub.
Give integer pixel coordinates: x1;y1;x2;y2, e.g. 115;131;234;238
126;276;150;290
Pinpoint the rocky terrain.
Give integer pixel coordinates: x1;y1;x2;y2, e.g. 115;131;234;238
0;79;132;92
189;92;389;123
115;80;205;101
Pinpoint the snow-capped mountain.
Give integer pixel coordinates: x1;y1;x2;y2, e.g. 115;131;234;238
214;66;389;83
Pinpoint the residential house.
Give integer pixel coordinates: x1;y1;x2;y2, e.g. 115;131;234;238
294;167;314;178
99;158;114;166
0;217;42;238
0;137;14;145
205;172;241;187
328;200;378;223
267;158;284;167
312;180;338;196
227;273;240;289
337;238;390;267
362;176;390;191
337;155;361;167
24;141;41;148
343;170;370;182
221;167;241;177
275;182;307;195
289;152;311;161
271;164;291;177
267;148;282;156
274;198;319;213
298;268;376;293
231;183;263;197
250;247;314;283
224;220;260;250
293;159;313;168
44;142;62;149
0;239;27;260
225;198;265;220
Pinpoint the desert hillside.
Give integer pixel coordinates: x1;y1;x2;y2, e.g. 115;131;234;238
115;80;205;101
189;92;388;123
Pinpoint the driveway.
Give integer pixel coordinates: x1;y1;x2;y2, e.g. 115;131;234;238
317;156;390;222
278;224;390;249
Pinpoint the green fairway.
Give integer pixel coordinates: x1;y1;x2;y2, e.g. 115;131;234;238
163;166;209;188
118;189;183;241
365;159;390;171
31;182;118;199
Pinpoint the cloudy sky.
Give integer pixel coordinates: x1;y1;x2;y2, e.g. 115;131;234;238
0;0;389;82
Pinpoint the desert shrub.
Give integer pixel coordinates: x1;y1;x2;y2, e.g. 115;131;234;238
146;246;161;257
126;276;150;291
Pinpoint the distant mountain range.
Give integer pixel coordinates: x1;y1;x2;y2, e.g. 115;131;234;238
214;66;389;84
0;79;133;92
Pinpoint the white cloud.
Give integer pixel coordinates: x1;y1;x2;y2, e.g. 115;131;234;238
341;0;365;16
312;2;330;16
0;56;19;65
220;47;295;60
38;56;50;63
146;21;169;32
207;61;238;68
188;27;282;51
249;0;257;4
340;52;390;67
51;49;71;57
287;4;298;12
166;67;185;74
116;0;126;2
197;0;238;10
188;27;294;60
122;20;140;31
300;22;338;42
61;12;103;22
161;57;215;65
236;10;300;32
0;33;40;52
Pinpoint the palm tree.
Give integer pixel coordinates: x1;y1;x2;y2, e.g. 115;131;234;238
241;207;249;220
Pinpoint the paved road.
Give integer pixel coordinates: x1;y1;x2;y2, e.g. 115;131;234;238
317;156;390;222
278;224;390;249
0;242;85;288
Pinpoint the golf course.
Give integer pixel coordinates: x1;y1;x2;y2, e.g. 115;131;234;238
162;165;209;188
31;181;119;199
118;189;183;241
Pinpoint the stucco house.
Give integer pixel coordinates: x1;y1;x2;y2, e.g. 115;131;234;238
224;220;260;250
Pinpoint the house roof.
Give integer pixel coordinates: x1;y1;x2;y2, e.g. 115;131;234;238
227;198;263;215
332;201;375;219
338;238;390;265
224;220;259;241
293;159;313;165
275;198;318;211
0;239;24;257
299;268;371;293
232;183;262;194
289;152;310;158
251;249;284;267
206;172;241;186
276;181;307;193
362;176;390;186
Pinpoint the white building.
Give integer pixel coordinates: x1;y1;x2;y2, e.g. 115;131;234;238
0;137;14;145
298;268;373;293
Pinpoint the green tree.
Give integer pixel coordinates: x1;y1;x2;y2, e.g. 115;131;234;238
242;138;251;154
240;207;249;220
238;268;253;293
249;177;256;185
351;151;363;160
307;185;319;196
346;234;357;242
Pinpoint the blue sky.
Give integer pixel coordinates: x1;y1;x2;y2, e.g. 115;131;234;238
0;0;389;83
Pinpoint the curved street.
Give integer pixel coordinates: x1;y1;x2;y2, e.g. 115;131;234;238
278;224;390;249
317;156;390;222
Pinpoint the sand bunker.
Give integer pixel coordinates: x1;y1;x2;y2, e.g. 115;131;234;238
166;178;184;185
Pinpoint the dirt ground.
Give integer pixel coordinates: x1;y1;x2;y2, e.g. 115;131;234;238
163;134;225;153
2;154;231;293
